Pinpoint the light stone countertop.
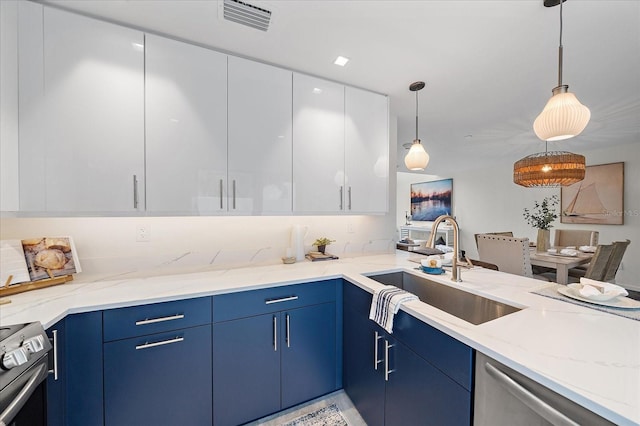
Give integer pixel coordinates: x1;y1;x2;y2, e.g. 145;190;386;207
1;252;638;425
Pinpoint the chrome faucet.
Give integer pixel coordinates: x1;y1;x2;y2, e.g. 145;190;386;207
426;215;461;282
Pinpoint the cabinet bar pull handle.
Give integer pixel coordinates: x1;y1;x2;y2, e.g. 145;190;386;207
219;179;224;209
232;180;236;209
286;314;290;348
384;340;395;381
339;186;343;210
273;315;278;352
484;362;579;426
133;175;139;209
348;186;352;210
48;330;58;380
135;314;184;326
374;331;384;370
265;296;298;305
135;336;184;350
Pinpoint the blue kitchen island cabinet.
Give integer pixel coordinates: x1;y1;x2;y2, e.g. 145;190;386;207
343;281;473;426
212;279;341;426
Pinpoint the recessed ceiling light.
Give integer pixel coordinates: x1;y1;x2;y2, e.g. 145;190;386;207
312;88;323;94
333;56;350;66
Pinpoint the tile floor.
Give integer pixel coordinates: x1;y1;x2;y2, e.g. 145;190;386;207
246;390;367;426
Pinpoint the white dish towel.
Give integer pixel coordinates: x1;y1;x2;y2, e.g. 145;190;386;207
369;285;418;333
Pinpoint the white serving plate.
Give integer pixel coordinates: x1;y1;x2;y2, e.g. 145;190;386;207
557;287;640;309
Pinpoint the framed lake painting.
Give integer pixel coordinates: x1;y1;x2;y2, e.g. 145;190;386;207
561;162;624;225
410;178;453;222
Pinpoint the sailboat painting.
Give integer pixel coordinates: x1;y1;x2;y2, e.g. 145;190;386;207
561;162;624;225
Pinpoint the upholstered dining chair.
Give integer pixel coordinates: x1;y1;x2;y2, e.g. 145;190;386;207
553;229;599;248
476;234;548;281
474;231;513;248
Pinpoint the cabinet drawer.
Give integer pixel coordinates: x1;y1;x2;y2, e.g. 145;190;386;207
104;324;212;426
103;297;212;342
213;279;339;322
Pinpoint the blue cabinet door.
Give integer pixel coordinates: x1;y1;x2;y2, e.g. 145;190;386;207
343;306;385;426
281;302;338;408
65;311;103;426
385;337;472;426
213;313;281;426
104;324;212;426
46;319;65;426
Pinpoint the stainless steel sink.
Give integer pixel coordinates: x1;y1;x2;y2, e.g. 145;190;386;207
365;271;521;325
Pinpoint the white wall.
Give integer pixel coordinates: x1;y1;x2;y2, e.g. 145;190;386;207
397;142;639;289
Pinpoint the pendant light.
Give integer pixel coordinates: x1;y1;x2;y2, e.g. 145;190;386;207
533;0;590;141
513;141;585;187
404;81;430;171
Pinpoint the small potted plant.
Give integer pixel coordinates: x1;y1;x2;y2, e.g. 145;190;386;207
313;237;335;254
522;195;558;252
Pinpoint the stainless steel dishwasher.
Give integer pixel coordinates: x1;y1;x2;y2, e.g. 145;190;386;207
474;352;615;426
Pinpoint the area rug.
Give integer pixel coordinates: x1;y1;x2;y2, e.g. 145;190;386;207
282;403;348;426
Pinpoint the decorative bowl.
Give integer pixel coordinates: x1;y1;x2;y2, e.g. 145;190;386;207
421;266;444;275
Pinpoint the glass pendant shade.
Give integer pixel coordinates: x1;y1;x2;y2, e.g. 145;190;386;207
513;150;585;187
404;139;430;171
533;87;591;141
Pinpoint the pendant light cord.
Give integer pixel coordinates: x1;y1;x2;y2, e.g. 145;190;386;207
557;0;564;87
415;90;419;140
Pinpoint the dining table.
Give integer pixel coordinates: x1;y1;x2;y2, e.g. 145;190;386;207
529;249;593;285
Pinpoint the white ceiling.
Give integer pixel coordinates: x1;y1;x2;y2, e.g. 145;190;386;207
41;0;640;175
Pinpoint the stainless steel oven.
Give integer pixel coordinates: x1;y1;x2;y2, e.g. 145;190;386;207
0;322;52;426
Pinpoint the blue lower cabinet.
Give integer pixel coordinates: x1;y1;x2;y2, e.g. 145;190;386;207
385;337;471;425
282;303;337;408
104;324;212;426
45;319;66;426
213;297;340;425
65;311;104;426
343;281;472;426
343;307;385;426
213;313;281;426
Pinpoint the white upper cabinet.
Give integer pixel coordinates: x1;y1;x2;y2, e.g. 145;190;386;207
293;73;345;213
228;56;292;214
145;34;227;214
345;87;389;213
19;6;145;213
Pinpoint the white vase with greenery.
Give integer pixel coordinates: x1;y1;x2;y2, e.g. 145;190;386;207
523;195;558;252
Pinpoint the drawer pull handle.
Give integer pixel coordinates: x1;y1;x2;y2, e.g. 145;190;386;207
265;296;298;305
384;340;395;381
48;330;59;380
135;314;184;326
273;315;278;352
135;336;184;350
374;331;384;370
286;314;291;348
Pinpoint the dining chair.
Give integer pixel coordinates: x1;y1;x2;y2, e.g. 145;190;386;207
476;234;548;281
467;258;499;271
474;232;513;248
553;229;599;247
565;244;614;283
602;239;630;282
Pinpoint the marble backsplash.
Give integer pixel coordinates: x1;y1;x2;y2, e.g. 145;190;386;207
0;215;396;281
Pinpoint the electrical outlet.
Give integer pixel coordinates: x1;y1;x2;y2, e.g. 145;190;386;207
136;225;150;242
347;221;355;234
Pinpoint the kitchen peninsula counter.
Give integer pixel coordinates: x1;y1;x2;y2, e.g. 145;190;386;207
1;252;637;425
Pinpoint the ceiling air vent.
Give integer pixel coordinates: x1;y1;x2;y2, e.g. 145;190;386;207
223;0;271;32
